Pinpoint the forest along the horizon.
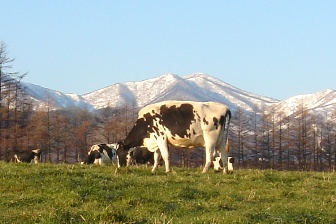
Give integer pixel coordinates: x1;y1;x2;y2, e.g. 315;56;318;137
1;42;335;172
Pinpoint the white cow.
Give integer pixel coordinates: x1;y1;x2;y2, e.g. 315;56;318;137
117;101;231;174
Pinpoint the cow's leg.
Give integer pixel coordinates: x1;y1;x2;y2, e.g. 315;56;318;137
117;156;121;168
219;138;229;174
151;150;161;172
202;134;216;173
14;154;21;163
154;142;170;173
202;147;214;173
160;146;170;173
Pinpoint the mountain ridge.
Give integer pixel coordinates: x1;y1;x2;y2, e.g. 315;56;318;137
19;73;335;117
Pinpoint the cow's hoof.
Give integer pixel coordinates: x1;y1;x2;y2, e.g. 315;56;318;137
202;167;209;173
223;169;233;174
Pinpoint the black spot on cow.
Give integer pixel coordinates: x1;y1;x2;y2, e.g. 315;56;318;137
213;117;219;129
123;116;152;149
195;111;201;122
203;117;209;125
213;115;227;130
152;125;160;136
159;103;195;138
220;115;226;127
229;157;234;163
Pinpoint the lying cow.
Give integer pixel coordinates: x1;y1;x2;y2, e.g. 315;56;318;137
6;149;42;163
126;147;155;166
213;156;234;173
82;143;121;166
116;100;231;174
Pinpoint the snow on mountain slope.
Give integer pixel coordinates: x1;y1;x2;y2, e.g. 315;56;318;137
184;73;279;111
82;74;180;109
271;89;336;117
82;73;279;111
21;82;93;110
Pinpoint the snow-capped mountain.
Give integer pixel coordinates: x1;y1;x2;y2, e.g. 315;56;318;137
19;73;335;118
82;73;278;111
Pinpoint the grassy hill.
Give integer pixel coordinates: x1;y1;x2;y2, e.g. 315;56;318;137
0;162;335;223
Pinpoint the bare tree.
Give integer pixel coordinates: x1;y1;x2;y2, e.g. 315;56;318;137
249;105;262;167
0;42;27;159
231;107;250;168
72;109;95;162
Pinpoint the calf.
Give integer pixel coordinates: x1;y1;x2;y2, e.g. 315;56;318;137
126;147;155;166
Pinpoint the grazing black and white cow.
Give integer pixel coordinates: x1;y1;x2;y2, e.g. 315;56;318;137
126;147;155;166
116;100;231;173
6;149;42;163
213;156;234;173
82;143;120;165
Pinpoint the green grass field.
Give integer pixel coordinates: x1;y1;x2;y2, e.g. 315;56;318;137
0;162;335;224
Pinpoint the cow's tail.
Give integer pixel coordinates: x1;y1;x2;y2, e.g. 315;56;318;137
224;109;231;152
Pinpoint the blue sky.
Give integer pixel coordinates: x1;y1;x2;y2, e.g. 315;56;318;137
1;1;335;100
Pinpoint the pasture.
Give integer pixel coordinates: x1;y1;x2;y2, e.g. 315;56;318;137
0;162;335;224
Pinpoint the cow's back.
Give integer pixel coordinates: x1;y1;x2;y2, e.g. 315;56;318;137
139;101;230;148
139;101;229;124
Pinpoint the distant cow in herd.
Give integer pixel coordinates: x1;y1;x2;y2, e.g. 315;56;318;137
83;143;235;172
82;143;120;165
82;143;155;167
126;147;155;166
116;100;232;174
5;149;42;163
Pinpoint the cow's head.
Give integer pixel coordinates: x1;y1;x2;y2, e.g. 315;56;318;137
32;149;42;163
115;142;129;167
82;146;101;164
82;144;114;165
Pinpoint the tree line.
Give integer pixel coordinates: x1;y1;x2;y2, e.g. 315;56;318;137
230;101;336;172
1;42;336;171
